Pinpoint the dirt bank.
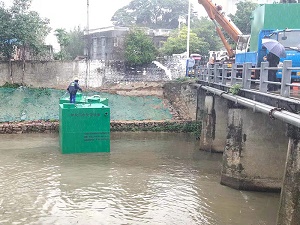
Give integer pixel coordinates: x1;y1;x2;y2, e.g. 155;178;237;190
93;81;165;97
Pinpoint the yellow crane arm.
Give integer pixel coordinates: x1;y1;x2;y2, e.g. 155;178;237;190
198;0;242;43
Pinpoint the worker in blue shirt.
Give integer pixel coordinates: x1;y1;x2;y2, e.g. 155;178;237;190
67;77;82;103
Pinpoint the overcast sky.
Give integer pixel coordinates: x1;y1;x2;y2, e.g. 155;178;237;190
1;0;132;50
0;0;212;50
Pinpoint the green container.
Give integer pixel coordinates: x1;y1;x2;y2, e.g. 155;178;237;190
59;94;110;154
250;4;300;51
59;93;108;106
86;95;109;106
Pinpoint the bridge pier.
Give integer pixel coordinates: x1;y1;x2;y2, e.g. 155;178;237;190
220;102;288;191
277;125;300;225
198;93;228;153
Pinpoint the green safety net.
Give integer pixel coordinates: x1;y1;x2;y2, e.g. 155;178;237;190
0;87;173;122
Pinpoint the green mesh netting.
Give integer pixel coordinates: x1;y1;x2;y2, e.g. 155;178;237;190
0;87;173;122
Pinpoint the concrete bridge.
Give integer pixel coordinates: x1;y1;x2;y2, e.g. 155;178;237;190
192;61;300;225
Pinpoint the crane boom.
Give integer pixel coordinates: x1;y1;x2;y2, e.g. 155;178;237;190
198;0;242;43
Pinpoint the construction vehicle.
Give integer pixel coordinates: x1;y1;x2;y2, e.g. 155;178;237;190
198;1;300;80
198;0;250;61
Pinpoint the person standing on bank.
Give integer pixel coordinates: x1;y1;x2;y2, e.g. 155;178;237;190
263;52;280;91
67;77;82;103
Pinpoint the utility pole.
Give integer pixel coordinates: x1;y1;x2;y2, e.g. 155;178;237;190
85;0;90;88
186;0;191;59
185;0;191;77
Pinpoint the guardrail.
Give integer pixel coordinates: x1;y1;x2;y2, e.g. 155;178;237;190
193;60;300;98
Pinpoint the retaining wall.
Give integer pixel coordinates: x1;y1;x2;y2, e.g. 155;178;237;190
0;58;186;89
0;120;199;134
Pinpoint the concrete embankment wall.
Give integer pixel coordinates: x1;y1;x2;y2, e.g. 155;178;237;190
0;58;185;89
163;82;197;120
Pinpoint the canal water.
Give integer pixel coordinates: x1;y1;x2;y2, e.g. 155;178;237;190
0;132;279;225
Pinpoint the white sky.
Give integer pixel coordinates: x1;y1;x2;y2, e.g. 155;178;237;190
1;0;131;50
1;0;259;51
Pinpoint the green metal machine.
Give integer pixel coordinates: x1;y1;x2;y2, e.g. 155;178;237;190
59;93;110;154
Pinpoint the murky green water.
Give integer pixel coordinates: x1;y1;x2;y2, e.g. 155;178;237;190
0;132;279;225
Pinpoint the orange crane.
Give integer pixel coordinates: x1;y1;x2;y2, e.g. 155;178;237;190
198;0;249;58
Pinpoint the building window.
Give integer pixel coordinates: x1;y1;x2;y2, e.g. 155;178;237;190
114;37;118;47
100;37;106;60
92;38;97;59
101;38;106;47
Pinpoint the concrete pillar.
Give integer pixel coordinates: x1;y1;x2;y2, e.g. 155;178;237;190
199;93;215;152
277;125;300;225
221;104;288;191
198;94;228;153
196;88;205;121
220;106;245;189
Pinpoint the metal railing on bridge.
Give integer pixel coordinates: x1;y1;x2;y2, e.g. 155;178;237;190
193;60;300;98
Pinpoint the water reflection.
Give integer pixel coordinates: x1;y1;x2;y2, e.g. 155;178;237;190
0;132;279;225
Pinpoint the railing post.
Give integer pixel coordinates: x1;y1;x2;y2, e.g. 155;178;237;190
281;60;292;97
198;65;203;81
213;63;218;83
204;66;208;81
200;65;204;81
259;62;268;93
243;62;252;89
231;63;237;86
204;66;208;82
222;64;227;85
207;64;212;82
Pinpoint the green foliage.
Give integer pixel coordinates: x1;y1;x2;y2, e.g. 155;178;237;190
174;77;196;83
54;28;70;60
111;0;192;29
0;5;15;59
65;27;84;60
54;27;84;60
228;1;258;35
229;84;242;95
1;82;22;88
0;0;50;60
124;28;157;66
191;17;223;56
175;77;190;82
160;25;209;56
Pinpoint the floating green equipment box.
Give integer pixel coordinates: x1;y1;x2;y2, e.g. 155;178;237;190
59;93;110;154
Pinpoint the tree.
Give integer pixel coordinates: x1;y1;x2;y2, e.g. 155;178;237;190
11;0;51;58
191;17;222;52
160;25;209;56
111;0;192;29
54;28;70;60
64;27;84;60
0;0;50;84
0;4;15;60
229;1;258;35
124;28;157;66
54;27;84;60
